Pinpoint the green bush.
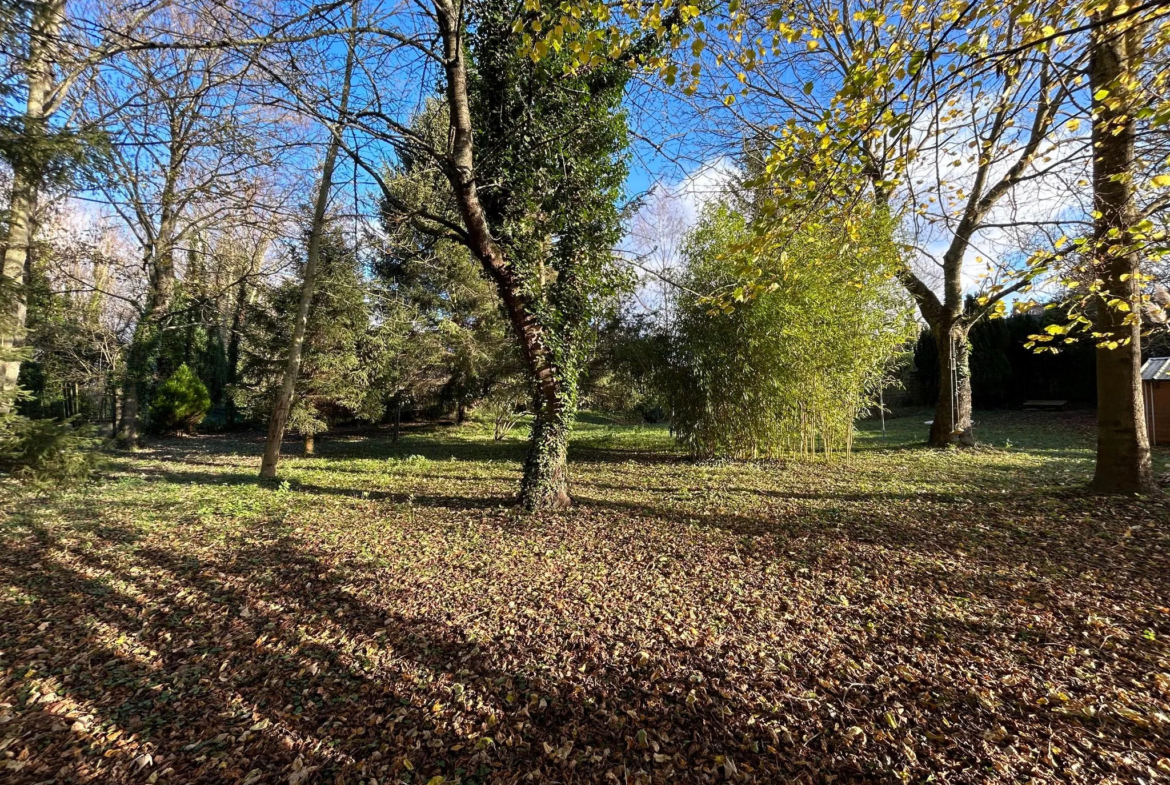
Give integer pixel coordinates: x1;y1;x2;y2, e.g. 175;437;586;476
0;414;102;489
151;364;211;434
670;203;915;458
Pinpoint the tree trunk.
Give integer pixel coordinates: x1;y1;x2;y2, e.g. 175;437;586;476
520;399;572;510
224;277;251;428
393;399;402;444
0;0;62;411
0;170;35;411
259;30;354;480
929;323;975;447
118;254;175;449
435;0;575;507
303;432;315;457
1088;7;1154;493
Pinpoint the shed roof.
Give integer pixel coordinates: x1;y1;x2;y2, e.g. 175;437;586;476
1142;357;1170;381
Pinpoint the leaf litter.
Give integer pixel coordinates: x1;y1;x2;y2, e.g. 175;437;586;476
1;412;1168;783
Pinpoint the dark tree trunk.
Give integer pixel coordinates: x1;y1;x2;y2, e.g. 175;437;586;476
303;432;315;457
118;295;169;450
118;202;178;449
392;399;402;444
224;281;246;428
929;323;975;447
1088;8;1154;493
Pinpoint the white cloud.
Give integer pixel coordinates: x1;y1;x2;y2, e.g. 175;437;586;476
619;159;737;321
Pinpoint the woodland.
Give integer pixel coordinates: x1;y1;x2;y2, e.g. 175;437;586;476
1;0;1169;782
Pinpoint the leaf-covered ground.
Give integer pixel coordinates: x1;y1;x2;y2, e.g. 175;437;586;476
2;410;1169;784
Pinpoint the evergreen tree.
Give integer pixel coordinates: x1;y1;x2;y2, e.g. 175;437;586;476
236;227;396;454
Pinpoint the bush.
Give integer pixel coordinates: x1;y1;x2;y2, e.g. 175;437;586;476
670;203;915;458
151;364;211;434
479;376;529;441
0;414;102;489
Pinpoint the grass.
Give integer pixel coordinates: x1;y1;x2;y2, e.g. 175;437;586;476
2;409;1169;784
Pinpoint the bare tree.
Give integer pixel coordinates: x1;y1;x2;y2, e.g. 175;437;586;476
0;0;164;410
259;4;357;479
87;7;288;447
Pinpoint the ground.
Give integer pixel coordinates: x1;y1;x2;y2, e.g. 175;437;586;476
2;409;1169;784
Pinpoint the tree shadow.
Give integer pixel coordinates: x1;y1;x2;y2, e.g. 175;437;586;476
3;489;1166;785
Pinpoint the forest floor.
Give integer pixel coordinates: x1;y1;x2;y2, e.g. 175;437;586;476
2;409;1169;784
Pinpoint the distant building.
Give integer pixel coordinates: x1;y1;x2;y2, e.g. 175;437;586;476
1141;357;1170;445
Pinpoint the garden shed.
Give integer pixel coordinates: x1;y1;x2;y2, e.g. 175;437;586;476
1142;357;1170;445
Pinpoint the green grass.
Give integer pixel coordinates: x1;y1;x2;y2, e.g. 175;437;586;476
2;410;1168;784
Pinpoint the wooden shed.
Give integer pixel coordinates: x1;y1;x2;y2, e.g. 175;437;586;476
1142;357;1170;445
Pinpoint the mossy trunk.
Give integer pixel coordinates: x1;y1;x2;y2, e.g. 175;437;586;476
519;401;571;510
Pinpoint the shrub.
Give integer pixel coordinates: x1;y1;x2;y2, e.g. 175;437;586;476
480;377;529;441
670;203;915;458
151;364;211;434
0;414;102;489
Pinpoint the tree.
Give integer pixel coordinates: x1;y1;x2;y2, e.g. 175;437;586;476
377;119;521;425
1084;1;1156;492
258;6;356;478
19;210;127;422
0;0;164;411
351;0;640;508
85;11;283;448
239;226;390;455
710;0;1080;447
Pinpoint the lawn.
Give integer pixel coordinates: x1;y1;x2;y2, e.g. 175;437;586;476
2;410;1169;784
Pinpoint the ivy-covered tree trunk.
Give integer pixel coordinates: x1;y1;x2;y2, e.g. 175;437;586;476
1088;5;1154;493
520;394;573;510
436;0;576;507
929;323;975;447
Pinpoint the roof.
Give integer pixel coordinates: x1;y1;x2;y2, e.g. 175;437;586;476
1142;357;1170;381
